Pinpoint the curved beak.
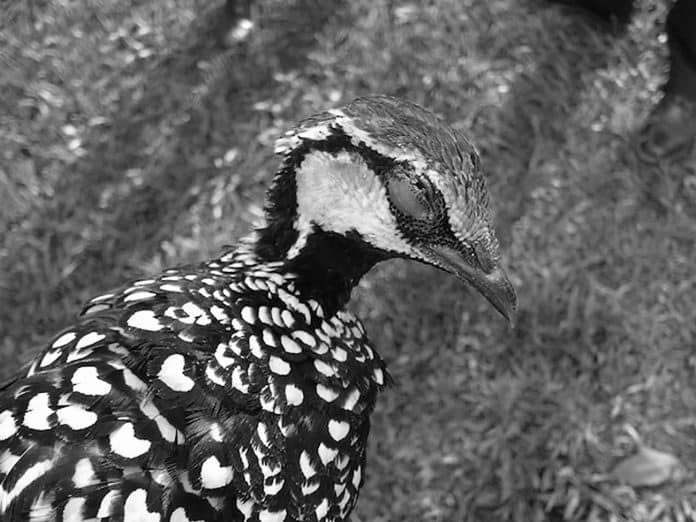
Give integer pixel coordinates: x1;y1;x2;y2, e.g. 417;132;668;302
423;244;517;323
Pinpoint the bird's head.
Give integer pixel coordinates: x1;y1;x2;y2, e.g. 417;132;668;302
259;95;515;321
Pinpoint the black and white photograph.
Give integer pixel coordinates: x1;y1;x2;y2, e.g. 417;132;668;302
1;1;695;520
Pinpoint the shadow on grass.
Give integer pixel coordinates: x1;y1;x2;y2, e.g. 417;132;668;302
485;3;626;245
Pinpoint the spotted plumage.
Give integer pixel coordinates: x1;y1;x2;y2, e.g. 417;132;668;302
0;96;515;521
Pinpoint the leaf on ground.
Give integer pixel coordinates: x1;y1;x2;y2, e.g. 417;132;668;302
612;446;683;488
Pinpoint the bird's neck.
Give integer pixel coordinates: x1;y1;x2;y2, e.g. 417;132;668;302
251;167;388;316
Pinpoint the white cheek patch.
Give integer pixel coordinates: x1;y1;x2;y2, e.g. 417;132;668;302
290;150;416;258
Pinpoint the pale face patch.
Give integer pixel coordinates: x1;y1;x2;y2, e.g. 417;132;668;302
291;150;416;258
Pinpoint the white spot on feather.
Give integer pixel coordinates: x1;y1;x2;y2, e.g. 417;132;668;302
62;496;86;522
231;367;249;394
318;443;337;465
292;330;316;347
57;404;98;430
40;350;62;367
328;419;350;441
124;489;159;522
71;366;112;395
96;490;118;518
0;450;20;474
210;305;229;323
315;498;329;520
331;347;348;362
123;290;156;302
123;368;148;392
352;466;362;488
257;306;272;325
240;306;256;324
52;332;76;348
236;498;254;518
299;451;316;478
280;310;295;328
23;393;53;430
210;423;223;442
284;384;303;406
316;384;339;403
0;411;16;440
314;359;336;377
110;422;151;458
200;456;234;489
160;283;183;292
302;481;319;495
214;343;236;368
74;331;104;350
280;335;302;354
206;365;226;387
171;507;191;522
158;354;195;392
373;367;384;385
27;492;53;522
268;355;290;375
342;388;361;411
249;335;265;358
127;310;164;331
264;477;284;496
72;458;96;488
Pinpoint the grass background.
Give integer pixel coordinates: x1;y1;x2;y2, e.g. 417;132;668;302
1;0;696;520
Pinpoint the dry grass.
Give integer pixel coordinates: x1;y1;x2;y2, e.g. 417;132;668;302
1;0;695;520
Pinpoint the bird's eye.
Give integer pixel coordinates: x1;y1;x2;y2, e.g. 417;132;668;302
386;175;433;221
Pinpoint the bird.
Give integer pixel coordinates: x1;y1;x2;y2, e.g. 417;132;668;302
0;95;515;522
